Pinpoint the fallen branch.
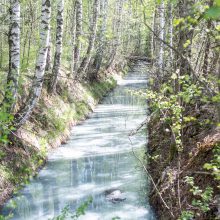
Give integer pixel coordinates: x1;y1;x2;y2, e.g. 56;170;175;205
129;112;156;136
129;117;150;136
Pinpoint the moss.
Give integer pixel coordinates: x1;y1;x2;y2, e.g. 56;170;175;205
86;78;117;100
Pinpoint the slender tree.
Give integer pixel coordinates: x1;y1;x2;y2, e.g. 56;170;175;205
91;0;108;79
74;0;83;72
202;0;214;75
158;1;165;72
106;0;123;69
70;1;77;75
177;0;194;76
168;2;173;66
15;0;51;128
49;0;64;93
3;0;20;112
45;34;52;71
77;0;99;78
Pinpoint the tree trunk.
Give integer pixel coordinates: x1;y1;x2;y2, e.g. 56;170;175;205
106;0;123;69
45;34;52;71
177;0;194;76
91;0;108;79
77;0;99;78
158;1;165;72
74;0;83;72
49;0;64;94
168;2;173;67
151;8;156;60
3;0;20;113
15;0;51;128
70;1;76;75
202;0;213;75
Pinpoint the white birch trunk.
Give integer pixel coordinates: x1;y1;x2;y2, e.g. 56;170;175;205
15;0;51;128
74;0;83;72
4;0;20;112
92;0;108;75
49;0;64;93
158;2;165;72
168;2;173;65
71;2;76;75
106;0;123;69
151;8;156;60
77;0;99;77
45;34;52;71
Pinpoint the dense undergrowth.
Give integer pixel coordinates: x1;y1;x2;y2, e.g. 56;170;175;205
145;71;220;220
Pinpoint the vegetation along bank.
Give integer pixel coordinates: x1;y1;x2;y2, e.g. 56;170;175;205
0;0;220;219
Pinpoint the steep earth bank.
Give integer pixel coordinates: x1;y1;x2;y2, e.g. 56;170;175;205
148;96;220;219
0;63;127;208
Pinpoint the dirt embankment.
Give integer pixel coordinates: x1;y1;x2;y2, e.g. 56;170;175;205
148;105;220;220
0;64;126;208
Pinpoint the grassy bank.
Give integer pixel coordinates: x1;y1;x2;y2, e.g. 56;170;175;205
0;65;125;208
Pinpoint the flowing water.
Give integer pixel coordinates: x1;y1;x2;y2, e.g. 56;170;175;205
2;62;155;220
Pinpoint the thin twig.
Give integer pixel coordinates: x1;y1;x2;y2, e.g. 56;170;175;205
131;147;175;218
128;112;156;137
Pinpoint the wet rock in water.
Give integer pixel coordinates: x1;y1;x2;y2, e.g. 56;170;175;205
104;189;126;204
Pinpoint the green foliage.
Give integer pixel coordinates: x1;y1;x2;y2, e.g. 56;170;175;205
71;197;93;219
51;206;70;220
0;108;14;144
50;197;93;220
88;78;116;100
205;0;220;20
203;144;220;185
179;211;194;220
179;176;214;219
0;214;13;220
143;76;201;151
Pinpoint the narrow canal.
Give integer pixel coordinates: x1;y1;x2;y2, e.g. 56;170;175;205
3;62;155;220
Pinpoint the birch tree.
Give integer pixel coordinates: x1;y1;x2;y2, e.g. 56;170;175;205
158;1;165;72
202;0;214;75
74;0;83;72
177;0;194;76
15;0;51;128
168;2;173;66
91;0;108;79
151;8;156;60
49;0;64;93
70;2;76;75
77;0;99;78
106;0;123;69
3;0;20;112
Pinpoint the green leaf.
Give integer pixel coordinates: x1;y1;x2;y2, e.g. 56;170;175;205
205;6;220;20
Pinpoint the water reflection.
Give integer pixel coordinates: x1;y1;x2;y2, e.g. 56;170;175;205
2;62;155;220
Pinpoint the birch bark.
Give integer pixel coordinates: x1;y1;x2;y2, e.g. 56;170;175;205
158;1;165;72
91;0;108;78
4;0;20;112
77;0;99;77
71;2;76;75
49;0;64;93
106;0;123;69
15;0;51;128
74;0;83;72
168;2;173;66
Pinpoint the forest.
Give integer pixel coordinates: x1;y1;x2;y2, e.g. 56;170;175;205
0;0;220;219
